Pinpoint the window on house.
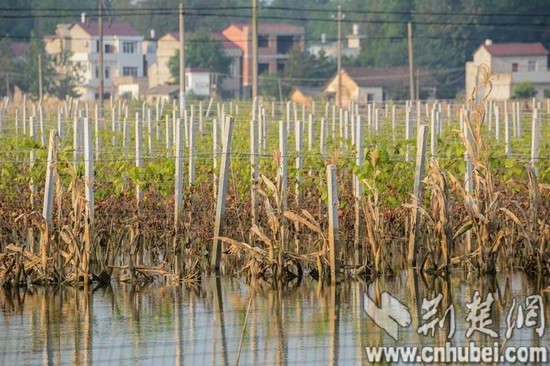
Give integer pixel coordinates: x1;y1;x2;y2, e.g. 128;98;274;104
528;60;536;71
277;35;295;54
229;61;236;76
258;63;269;74
258;35;269;48
96;40;99;52
512;63;518;72
367;93;374;102
123;42;136;54
122;66;138;77
104;44;115;53
277;62;285;73
105;66;110;79
95;66;99;79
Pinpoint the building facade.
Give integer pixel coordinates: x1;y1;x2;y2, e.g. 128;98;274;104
323;67;436;106
465;41;550;100
221;23;305;98
45;19;144;100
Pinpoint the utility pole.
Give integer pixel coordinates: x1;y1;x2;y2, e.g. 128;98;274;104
337;5;342;108
179;2;186;114
408;22;414;102
38;53;43;105
252;0;258;100
99;0;104;119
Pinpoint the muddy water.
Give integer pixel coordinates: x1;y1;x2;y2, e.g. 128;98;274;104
0;271;548;365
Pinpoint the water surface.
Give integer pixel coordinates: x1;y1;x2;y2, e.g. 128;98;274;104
0;271;548;365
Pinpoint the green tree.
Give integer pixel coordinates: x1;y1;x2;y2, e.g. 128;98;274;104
51;49;83;99
259;72;288;100
0;38;18;98
19;34;57;99
512;81;537;99
19;33;81;100
168;29;230;84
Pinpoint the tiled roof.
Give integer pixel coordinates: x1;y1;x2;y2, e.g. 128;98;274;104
291;86;322;97
345;67;410;87
325;67;436;90
147;85;179;95
211;32;240;49
73;22;141;37
484;42;548;56
231;23;304;33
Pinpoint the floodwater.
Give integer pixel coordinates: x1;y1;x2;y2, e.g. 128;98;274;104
0;271;548;365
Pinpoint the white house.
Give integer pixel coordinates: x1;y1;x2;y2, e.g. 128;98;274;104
46;17;144;100
186;68;212;97
465;40;550;100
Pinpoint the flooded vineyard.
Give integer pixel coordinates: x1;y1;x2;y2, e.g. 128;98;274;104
0;71;549;363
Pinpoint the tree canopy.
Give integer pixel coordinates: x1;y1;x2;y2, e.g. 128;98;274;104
168;28;231;84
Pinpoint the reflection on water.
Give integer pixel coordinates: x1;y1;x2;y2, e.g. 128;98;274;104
0;271;548;365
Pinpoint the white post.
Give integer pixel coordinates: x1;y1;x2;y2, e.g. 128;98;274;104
279;120;288;210
250;118;259;226
332;105;337;140
505;112;511;158
327;164;340;284
430;107;437;158
531;108;540;177
320;117;327;160
407;124;428;267
199;101;204;134
211;116;235;272
165;114;172;156
57;112;65;141
174;118;184;225
73;116;81;167
135;112;143;207
188;113;196;185
147;108;152;154
39;106;46;146
15;109;20;138
122;117;128;157
43;130;57;225
295;118;303;205
94;104;99;160
495;105;500;142
391;104;396;139
213;117;220;198
112;107;118;146
84;117;94;221
516;102;521;139
308;114;314;152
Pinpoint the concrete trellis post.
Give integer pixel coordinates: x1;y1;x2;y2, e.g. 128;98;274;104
174;118;184;225
211;116;235;272
327;164;340;284
43;130;57;225
407;124;428;267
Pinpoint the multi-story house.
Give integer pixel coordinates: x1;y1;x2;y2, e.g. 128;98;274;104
45;16;144;100
466;40;550;100
222;23;305;98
